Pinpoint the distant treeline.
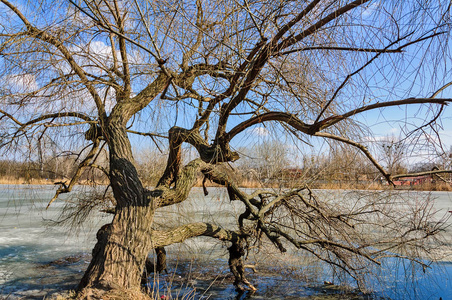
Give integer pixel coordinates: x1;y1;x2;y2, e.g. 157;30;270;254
1;148;450;190
0;158;105;184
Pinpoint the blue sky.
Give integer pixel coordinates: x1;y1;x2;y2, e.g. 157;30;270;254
2;0;452;169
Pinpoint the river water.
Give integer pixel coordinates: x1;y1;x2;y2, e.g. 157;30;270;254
0;185;451;299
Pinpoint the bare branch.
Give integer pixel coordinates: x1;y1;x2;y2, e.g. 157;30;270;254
314;132;392;183
276;0;371;52
1;0;107;121
314;98;451;131
152;222;240;247
47;139;101;208
277;46;403;56
393;170;452;180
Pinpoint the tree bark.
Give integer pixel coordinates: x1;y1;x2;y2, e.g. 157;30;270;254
77;121;156;298
77;205;155;292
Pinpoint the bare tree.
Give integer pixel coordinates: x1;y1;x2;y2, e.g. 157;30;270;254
236;140;291;185
1;0;452;298
379;135;408;175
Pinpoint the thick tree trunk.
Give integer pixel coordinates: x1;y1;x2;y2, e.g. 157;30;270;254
75;120;247;298
77;206;155;292
77;121;156;299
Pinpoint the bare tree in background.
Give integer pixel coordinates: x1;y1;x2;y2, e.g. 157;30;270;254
379;135;408;175
1;0;452;298
236;140;290;185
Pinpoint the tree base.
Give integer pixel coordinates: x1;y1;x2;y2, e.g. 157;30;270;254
76;287;152;300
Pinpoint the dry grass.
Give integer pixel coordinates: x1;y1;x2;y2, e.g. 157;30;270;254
47;290;77;300
311;181;383;190
230;178;452;191
410;182;452;191
2;175;450;191
0;176;55;185
0;177;109;186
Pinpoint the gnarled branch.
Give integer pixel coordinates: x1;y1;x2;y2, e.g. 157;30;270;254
151;222;240;247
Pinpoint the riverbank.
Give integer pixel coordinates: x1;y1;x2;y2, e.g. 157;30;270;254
1;176;451;192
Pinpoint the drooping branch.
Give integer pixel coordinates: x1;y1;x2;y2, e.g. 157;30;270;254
0;110;97;149
47;139;101;208
221;97;451;184
0;109;23;126
113;0;131;100
111;60;234;125
68;0;161;62
126;129;167;153
314;98;451;131
132;0;165;64
314;132;392;183
198;160;437;279
404;81;452;139
181;0;205;71
276;0;370;52
225;98;451;144
271;0;322;43
225;112;312;142
0;110;94;128
0;0;106;121
125;129;167;140
277;46;404;56
313;30;446;123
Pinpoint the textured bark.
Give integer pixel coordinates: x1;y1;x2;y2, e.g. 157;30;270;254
78;205;154;291
152;222;240;247
143;247;167;274
77;121;156;297
76;126;229;297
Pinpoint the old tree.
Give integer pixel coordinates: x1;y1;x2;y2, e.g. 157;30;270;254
1;0;452;298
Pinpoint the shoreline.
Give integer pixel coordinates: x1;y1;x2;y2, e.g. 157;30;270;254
1;179;450;192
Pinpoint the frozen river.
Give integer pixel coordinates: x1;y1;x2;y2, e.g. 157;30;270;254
0;185;451;299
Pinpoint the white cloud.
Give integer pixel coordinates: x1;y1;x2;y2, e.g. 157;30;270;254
438;130;452;148
389;127;399;134
4;74;38;93
361;2;379;17
68;40;143;71
88;41;113;58
364;129;400;143
363;135;389;143
248;126;270;137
